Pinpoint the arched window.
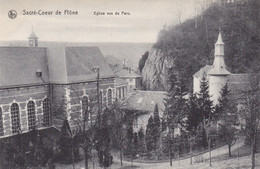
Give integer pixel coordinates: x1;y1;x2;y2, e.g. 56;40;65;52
43;98;50;126
0;108;4;136
82;96;89;119
108;89;112;106
27;101;36;130
11;103;20;134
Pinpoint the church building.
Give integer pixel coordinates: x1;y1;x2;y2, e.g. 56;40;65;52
0;30;116;139
193;29;250;104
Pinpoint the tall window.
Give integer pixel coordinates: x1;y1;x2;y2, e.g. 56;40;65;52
43;98;50;126
27;101;36;130
124;87;127;97
119;88;122;99
122;87;125;98
11;103;20;134
116;88;120;99
0;108;3;136
107;89;112;106
82;96;89;119
133;117;138;129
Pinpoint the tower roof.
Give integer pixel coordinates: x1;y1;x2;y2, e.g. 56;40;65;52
28;30;38;39
215;28;224;45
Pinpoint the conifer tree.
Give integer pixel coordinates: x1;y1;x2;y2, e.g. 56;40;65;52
96;108;112;167
215;83;230;119
240;75;260;169
137;127;146;153
216;84;239;157
196;72;214;147
146;116;154;158
153;104;161;145
133;132;138;156
186;93;201;134
164;68;187;166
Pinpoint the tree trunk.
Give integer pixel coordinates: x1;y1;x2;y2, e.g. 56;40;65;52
251;138;255;169
170;152;172;166
228;144;232;157
84;147;88;169
71;139;75;169
120;147;123;166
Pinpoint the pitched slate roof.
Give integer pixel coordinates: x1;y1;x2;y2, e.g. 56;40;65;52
47;46;68;83
0;47;50;87
193;65;213;79
115;78;128;86
115;68;141;78
44;44;115;84
227;74;251;94
121;90;166;116
0;44;115;86
207;65;231;75
65;46;115;83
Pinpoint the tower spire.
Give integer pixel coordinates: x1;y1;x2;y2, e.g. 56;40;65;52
216;27;224;45
208;28;230;75
28;26;38;47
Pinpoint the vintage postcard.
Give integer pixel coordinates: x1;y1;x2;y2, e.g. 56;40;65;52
0;0;259;168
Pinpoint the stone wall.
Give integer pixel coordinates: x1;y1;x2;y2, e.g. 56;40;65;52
52;77;116;130
0;85;50;137
0;77;116;137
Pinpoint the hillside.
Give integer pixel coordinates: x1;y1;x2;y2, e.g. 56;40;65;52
142;0;260;91
0;41;152;69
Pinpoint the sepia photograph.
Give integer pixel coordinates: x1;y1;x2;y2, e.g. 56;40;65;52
0;0;259;168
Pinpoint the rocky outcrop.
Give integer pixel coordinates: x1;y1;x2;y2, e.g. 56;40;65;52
142;48;172;91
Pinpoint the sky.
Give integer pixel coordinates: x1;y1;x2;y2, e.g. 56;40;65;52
0;0;206;43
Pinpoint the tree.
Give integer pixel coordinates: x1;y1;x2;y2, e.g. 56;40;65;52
217;83;239;157
186;93;201;134
59;119;80;169
215;83;230;119
240;75;260;169
133;132;138;157
137;127;146;154
145;116;154;158
138;51;149;72
109;99;125;166
153;104;161;145
95;108;112;167
126;126;134;164
196;72;214;147
152;104;163;159
164;68;187;166
154;135;163;160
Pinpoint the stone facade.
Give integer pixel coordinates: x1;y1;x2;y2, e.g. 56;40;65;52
0;74;116;139
52;78;115;129
0;84;51;137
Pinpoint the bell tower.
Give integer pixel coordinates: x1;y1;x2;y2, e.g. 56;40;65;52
213;28;225;70
207;28;231;105
28;27;38;47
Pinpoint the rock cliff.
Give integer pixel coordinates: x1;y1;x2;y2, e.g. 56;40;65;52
142;48;172;91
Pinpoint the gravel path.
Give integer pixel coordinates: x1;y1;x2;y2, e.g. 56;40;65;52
56;137;258;169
